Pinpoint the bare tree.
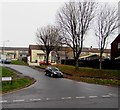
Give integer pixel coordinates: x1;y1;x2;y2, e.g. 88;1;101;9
95;4;120;70
36;25;61;65
57;1;96;68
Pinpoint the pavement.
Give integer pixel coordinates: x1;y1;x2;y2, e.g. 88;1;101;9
1;64;119;108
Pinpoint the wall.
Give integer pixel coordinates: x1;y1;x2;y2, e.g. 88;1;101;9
31;50;44;62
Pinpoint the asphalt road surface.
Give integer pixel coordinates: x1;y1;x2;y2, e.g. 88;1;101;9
1;64;119;108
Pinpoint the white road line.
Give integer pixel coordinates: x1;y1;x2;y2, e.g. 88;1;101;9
62;97;72;99
108;93;117;97
102;95;111;98
61;97;65;99
76;96;86;99
66;97;72;99
108;93;113;96
3;93;115;103
0;100;8;103
13;99;25;102
30;99;42;101
89;96;98;98
46;98;50;100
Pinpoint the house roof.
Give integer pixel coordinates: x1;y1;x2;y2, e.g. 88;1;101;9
83;48;110;53
29;45;110;53
0;47;28;51
79;54;98;59
115;56;120;59
111;34;120;45
29;45;45;50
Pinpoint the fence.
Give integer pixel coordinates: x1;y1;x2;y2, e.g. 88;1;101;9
61;59;120;70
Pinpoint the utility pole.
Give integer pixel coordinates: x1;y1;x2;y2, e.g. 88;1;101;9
2;40;9;54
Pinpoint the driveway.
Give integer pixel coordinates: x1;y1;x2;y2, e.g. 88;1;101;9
1;64;119;108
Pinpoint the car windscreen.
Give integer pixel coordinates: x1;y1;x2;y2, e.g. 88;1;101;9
52;67;59;71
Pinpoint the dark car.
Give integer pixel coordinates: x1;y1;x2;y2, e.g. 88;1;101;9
45;66;63;78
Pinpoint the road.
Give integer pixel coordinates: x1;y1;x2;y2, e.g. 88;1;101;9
1;64;119;108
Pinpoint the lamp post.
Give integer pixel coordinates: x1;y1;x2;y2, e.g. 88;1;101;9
2;40;9;54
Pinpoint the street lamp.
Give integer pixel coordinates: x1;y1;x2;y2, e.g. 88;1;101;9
2;40;9;54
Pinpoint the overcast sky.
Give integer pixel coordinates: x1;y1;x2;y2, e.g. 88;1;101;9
0;0;119;48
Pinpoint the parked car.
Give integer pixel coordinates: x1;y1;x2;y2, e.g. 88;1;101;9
45;66;63;78
39;61;51;65
0;54;11;64
4;58;12;64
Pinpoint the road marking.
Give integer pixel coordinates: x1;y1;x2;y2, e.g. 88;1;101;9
66;97;72;99
61;97;66;99
108;93;113;96
0;100;8;103
13;99;25;102
46;98;50;100
102;95;111;98
108;93;117;97
3;93;116;104
89;96;98;98
76;96;86;99
30;99;42;101
61;97;72;100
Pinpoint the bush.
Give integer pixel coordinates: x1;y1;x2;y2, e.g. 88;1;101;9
22;57;28;63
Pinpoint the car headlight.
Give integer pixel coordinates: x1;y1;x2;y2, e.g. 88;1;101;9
54;72;57;74
61;73;63;75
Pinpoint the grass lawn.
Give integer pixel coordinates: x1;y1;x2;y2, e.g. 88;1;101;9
0;66;15;77
0;66;35;94
11;60;28;66
36;64;120;86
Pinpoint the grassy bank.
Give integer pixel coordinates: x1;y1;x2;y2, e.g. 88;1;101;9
11;60;28;66
36;64;120;86
0;66;35;94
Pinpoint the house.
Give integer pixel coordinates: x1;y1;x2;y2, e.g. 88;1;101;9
79;47;110;60
62;46;110;60
28;45;52;64
0;47;28;60
111;34;120;60
28;45;74;65
79;54;100;60
28;45;110;65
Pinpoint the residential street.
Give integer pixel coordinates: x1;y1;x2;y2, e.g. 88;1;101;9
1;64;119;108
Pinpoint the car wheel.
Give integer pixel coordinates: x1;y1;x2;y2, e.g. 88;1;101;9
45;72;47;76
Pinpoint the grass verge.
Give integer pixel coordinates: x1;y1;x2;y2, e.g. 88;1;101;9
2;77;35;93
35;64;120;86
11;60;28;66
0;66;36;94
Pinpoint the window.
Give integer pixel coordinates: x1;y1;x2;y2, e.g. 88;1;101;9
39;56;43;60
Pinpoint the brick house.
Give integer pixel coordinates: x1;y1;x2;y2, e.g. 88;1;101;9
111;34;120;60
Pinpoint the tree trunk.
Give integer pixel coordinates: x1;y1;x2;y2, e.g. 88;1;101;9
99;51;103;70
75;58;79;71
46;52;50;65
99;57;102;70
